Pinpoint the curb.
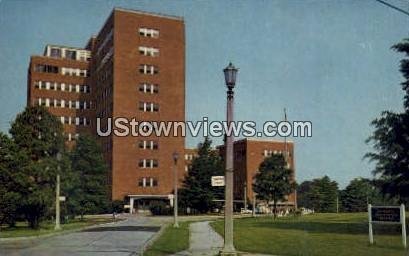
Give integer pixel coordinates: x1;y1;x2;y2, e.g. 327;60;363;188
140;222;169;255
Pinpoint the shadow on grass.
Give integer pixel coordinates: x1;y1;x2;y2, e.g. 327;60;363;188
250;220;403;235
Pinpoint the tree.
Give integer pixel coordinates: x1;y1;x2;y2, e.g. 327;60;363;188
0;133;25;228
297;180;313;209
179;138;224;213
297;176;338;212
366;38;409;204
340;178;383;212
69;134;110;218
9;106;65;228
253;154;296;218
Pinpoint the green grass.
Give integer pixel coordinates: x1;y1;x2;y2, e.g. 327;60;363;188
144;221;190;256
211;213;408;256
0;217;118;238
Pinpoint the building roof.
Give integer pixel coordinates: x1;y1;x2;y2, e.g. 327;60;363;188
114;7;184;21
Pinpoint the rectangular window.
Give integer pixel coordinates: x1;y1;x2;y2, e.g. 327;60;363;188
139;64;159;75
138;28;159;38
138;46;159;57
138;140;159;150
65;50;77;60
50;48;61;58
35;64;58;73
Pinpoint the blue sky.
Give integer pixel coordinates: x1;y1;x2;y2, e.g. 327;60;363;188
0;0;408;187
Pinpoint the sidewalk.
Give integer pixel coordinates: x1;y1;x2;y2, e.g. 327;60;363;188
172;221;274;256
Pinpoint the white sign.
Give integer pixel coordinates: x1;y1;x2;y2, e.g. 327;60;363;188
368;204;406;248
211;176;225;187
124;205;130;209
59;196;66;202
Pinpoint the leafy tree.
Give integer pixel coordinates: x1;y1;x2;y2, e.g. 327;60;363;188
366;38;409;204
297;176;338;212
0;133;25;228
69;134;110;218
296;180;313;209
9;106;65;228
253;154;296;218
340;178;384;212
179;138;224;213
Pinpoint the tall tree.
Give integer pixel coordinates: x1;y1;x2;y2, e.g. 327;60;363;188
297;180;313;209
0;133;26;228
179;138;224;213
69;134;110;217
297;176;338;212
340;178;387;212
366;38;409;204
253;154;296;218
9;106;65;228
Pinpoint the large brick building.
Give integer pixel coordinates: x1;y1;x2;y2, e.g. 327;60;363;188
27;8;185;212
27;8;296;213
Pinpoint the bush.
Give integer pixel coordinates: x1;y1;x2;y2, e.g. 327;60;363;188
150;201;172;215
111;200;125;213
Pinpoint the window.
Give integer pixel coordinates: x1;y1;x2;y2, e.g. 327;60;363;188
50;48;61;58
139;83;159;94
139;102;159;112
139;28;159;38
138;46;159;57
65;50;77;60
139;64;159;75
35;64;58;73
138;177;158;187
138;140;159;150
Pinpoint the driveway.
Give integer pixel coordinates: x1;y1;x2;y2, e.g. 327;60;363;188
0;215;163;256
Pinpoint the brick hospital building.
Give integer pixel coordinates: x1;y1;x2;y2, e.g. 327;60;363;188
27;8;295;212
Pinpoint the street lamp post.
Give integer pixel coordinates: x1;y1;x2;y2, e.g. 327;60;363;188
173;151;179;228
221;62;238;255
55;152;62;230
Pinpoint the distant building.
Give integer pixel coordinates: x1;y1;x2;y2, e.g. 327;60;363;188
218;138;296;210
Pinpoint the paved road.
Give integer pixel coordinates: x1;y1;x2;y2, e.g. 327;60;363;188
0;216;163;256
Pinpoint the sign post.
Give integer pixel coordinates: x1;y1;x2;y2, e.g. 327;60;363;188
368;204;406;248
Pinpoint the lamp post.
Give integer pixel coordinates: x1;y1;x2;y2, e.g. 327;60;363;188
173;151;179;228
55;152;62;230
221;62;238;255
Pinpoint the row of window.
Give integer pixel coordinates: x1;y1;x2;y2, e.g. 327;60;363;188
59;116;90;126
138;140;159;150
138;159;159;168
185;154;195;161
263;149;291;157
138;177;158;187
61;67;89;77
48;47;91;62
36;98;92;110
139;83;159;94
34;81;90;93
139;64;159;75
139;102;159;112
139;28;159;38
138;46;159;57
34;64;89;77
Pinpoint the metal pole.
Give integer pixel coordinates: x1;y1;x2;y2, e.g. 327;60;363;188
368;204;373;244
221;86;236;255
173;159;179;228
336;196;339;213
401;204;406;248
252;193;256;217
55;174;61;230
244;182;247;211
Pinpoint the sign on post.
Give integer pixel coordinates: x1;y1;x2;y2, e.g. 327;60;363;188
211;176;225;187
368;204;406;248
59;196;66;202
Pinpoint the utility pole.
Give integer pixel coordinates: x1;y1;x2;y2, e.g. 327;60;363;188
336;195;339;213
173;152;179;228
55;174;61;230
55;152;62;230
244;182;247;211
252;193;256;217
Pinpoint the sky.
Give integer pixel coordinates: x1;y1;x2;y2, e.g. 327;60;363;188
0;0;408;188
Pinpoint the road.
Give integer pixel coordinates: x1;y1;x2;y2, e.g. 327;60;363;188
0;215;164;256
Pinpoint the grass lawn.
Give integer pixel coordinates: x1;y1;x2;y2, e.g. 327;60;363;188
144;221;190;256
211;213;408;256
0;217;118;238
